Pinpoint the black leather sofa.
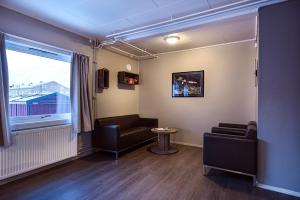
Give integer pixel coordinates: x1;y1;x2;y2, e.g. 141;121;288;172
92;114;158;159
203;121;257;185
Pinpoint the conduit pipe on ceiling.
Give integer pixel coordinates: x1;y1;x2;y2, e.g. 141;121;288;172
97;38;157;60
109;46;138;59
117;40;157;58
106;0;285;40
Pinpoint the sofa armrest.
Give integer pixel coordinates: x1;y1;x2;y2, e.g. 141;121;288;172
218;123;247;129
203;132;257;175
211;127;246;136
92;125;120;151
138;118;158;128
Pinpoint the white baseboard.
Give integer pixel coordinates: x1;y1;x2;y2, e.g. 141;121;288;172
171;141;203;148
257;182;300;197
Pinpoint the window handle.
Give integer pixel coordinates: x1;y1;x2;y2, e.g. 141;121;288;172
41;115;51;119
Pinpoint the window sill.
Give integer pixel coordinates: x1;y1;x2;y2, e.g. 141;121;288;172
10;114;71;132
11;124;72;137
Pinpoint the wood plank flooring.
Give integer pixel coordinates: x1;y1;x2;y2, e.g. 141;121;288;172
0;144;299;200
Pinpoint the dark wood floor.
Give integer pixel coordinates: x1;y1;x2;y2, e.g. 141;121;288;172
0;144;299;200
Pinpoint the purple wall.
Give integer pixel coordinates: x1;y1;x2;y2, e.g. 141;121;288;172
258;0;300;193
9;104;28;117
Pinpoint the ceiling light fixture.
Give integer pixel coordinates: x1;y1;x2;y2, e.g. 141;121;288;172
164;35;180;45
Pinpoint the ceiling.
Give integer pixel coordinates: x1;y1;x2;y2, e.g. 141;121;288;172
132;13;256;54
1;0;257;39
0;0;282;58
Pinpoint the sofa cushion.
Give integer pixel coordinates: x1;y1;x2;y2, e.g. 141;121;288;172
120;127;149;137
119;127;153;149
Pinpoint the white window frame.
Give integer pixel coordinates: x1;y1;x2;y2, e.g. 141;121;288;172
5;36;72;131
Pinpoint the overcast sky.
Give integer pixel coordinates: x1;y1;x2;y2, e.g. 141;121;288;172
6;50;70;88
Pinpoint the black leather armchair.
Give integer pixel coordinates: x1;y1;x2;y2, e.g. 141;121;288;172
203;122;257;185
92;114;158;159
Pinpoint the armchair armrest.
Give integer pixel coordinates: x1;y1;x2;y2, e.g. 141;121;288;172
92;125;120;151
138;118;158;128
218;123;247;129
203;132;257;175
211;127;246;136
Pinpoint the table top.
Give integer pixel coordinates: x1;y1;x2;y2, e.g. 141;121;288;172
151;128;178;134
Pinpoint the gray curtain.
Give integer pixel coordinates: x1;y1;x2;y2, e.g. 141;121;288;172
0;33;11;147
70;53;93;134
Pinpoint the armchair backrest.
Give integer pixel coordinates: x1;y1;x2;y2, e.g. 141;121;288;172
246;124;257;139
248;121;257;127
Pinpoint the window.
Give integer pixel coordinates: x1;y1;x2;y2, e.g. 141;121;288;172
5;38;72;131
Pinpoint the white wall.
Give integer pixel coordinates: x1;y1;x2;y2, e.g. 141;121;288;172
95;49;139;118
139;41;257;146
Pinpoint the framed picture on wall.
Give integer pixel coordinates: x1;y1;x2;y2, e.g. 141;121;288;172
172;71;204;97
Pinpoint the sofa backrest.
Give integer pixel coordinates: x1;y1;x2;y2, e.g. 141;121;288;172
246;124;257;139
248;121;257;127
95;114;140;130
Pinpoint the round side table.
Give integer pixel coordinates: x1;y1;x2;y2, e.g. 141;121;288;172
148;128;178;155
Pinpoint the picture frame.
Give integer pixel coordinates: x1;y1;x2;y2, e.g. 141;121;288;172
172;70;204;97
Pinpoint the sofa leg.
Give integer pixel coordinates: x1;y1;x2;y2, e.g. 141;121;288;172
252;175;257;186
203;165;209;176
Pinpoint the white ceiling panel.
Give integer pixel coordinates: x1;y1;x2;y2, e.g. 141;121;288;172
152;0;185;7
0;0;159;38
167;0;210;18
208;0;241;8
98;19;134;36
77;0;157;24
0;0;102;38
125;0;210;32
126;7;173;28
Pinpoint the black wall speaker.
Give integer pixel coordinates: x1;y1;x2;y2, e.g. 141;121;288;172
96;68;109;93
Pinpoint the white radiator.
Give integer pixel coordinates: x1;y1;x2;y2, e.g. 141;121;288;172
0;125;77;180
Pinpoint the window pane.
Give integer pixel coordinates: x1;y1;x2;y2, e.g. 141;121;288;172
6;48;71;119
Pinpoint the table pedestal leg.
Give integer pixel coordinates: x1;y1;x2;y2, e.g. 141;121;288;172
159;134;170;151
148;133;178;155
